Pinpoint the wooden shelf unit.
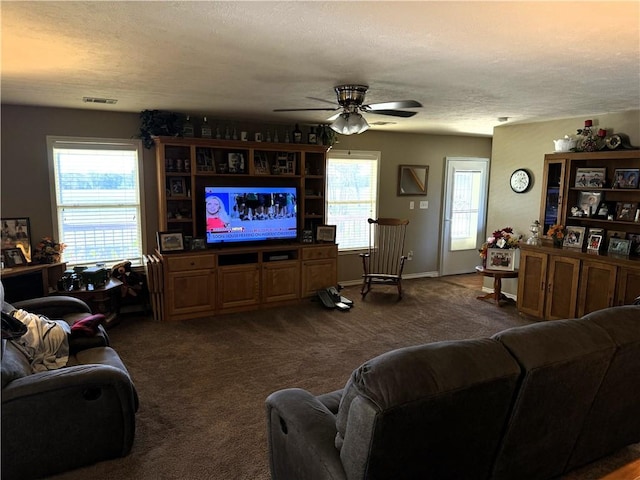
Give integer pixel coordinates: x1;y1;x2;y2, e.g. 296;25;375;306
154;136;330;237
520;150;640;320
153;136;336;320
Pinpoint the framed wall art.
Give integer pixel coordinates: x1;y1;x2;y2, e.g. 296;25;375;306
1;217;32;263
157;231;185;253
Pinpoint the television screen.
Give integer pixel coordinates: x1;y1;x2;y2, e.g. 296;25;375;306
204;186;298;245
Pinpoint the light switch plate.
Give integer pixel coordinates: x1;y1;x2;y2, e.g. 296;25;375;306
409;201;415;210
420;200;429;209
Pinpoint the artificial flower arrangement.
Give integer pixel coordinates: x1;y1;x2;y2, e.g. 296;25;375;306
479;226;521;260
547;224;565;245
33;237;66;264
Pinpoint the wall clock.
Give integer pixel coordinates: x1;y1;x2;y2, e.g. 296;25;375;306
510;168;532;193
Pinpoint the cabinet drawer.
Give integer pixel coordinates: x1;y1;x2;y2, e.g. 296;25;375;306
166;255;216;272
302;245;336;260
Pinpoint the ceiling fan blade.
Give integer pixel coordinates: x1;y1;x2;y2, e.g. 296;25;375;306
365;100;422;110
273;107;338;112
366;110;418;118
306;96;338;106
326;112;342;121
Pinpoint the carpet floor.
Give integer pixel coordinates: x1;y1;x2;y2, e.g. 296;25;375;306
48;276;639;480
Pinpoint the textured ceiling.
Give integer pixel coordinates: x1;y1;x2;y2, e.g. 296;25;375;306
2;1;639;136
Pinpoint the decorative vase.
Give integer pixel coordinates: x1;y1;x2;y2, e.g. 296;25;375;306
553;237;563;247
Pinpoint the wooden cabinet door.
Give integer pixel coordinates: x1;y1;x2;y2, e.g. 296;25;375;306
166;269;216;319
262;260;300;303
517;249;548;318
578;260;617;316
217;264;260;310
616;266;640;305
545;255;580;320
302;259;337;297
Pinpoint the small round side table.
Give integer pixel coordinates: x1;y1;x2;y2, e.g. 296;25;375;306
475;265;519;307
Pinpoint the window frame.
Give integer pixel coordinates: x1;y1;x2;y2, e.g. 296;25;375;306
325;149;380;252
46;136;146;267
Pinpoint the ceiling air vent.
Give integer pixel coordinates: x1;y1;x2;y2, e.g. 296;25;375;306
83;97;117;104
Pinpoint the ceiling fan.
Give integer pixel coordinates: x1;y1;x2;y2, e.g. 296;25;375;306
273;85;422;135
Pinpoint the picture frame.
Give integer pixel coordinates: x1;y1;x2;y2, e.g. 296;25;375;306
191;237;206;250
612;168;640;189
486;248;517;271
301;229;314;244
587;234;603;251
3;247;27;267
156;231;185;253
578;192;602;217
254;152;269;175
606;230;626;249
574;167;605;188
608;237;631;256
1;217;32;263
169;177;186;197
626;233;640;256
316;225;336;243
398;164;429;196
228;153;245;174
615;202;638;221
563;226;586;249
196;147;215;173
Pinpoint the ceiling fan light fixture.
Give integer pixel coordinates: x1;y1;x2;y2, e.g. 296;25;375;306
330;112;370;135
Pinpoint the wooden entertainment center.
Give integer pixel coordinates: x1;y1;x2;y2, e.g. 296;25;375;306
153;136;337;321
518;150;640;320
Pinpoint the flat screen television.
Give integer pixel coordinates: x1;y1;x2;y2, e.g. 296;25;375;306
204;186;298;245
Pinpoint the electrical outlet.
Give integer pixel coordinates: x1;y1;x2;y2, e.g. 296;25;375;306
407;250;413;260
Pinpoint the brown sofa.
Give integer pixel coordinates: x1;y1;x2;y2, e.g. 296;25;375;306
266;305;640;480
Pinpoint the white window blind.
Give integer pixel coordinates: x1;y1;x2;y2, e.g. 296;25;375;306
47;137;145;266
326;150;379;251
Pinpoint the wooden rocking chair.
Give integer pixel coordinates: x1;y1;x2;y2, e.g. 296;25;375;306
360;218;410;299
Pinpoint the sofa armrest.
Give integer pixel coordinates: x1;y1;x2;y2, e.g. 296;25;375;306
12;295;91;318
266;388;346;480
2;364;137;479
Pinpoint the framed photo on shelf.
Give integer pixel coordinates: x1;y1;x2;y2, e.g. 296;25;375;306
316;225;336;243
157;231;185;253
587;234;603;251
612;168;640;189
254;152;269;175
563;226;586;249
578;192;602;217
301;229;314;244
228;153;245;174
169;177;186;197
1;217;32;263
486;248;517;271
626;233;640;256
191;237;206;250
2;247;27;267
608;237;631;256
615;202;638;222
575;167;606;188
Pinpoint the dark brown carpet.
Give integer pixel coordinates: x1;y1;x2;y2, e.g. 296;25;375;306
49;276;639;479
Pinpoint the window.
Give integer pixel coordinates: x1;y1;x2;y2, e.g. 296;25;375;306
326;150;379;251
47;136;145;266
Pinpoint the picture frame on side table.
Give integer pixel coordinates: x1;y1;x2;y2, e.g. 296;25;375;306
157;231;185;253
563;226;586;249
1;217;32;263
316;225;336;243
608;237;631;256
3;247;27;267
486;248;518;271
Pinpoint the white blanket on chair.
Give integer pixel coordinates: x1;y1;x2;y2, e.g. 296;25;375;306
10;309;70;372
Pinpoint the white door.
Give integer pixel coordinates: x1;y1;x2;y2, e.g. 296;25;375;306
440;157;490;276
